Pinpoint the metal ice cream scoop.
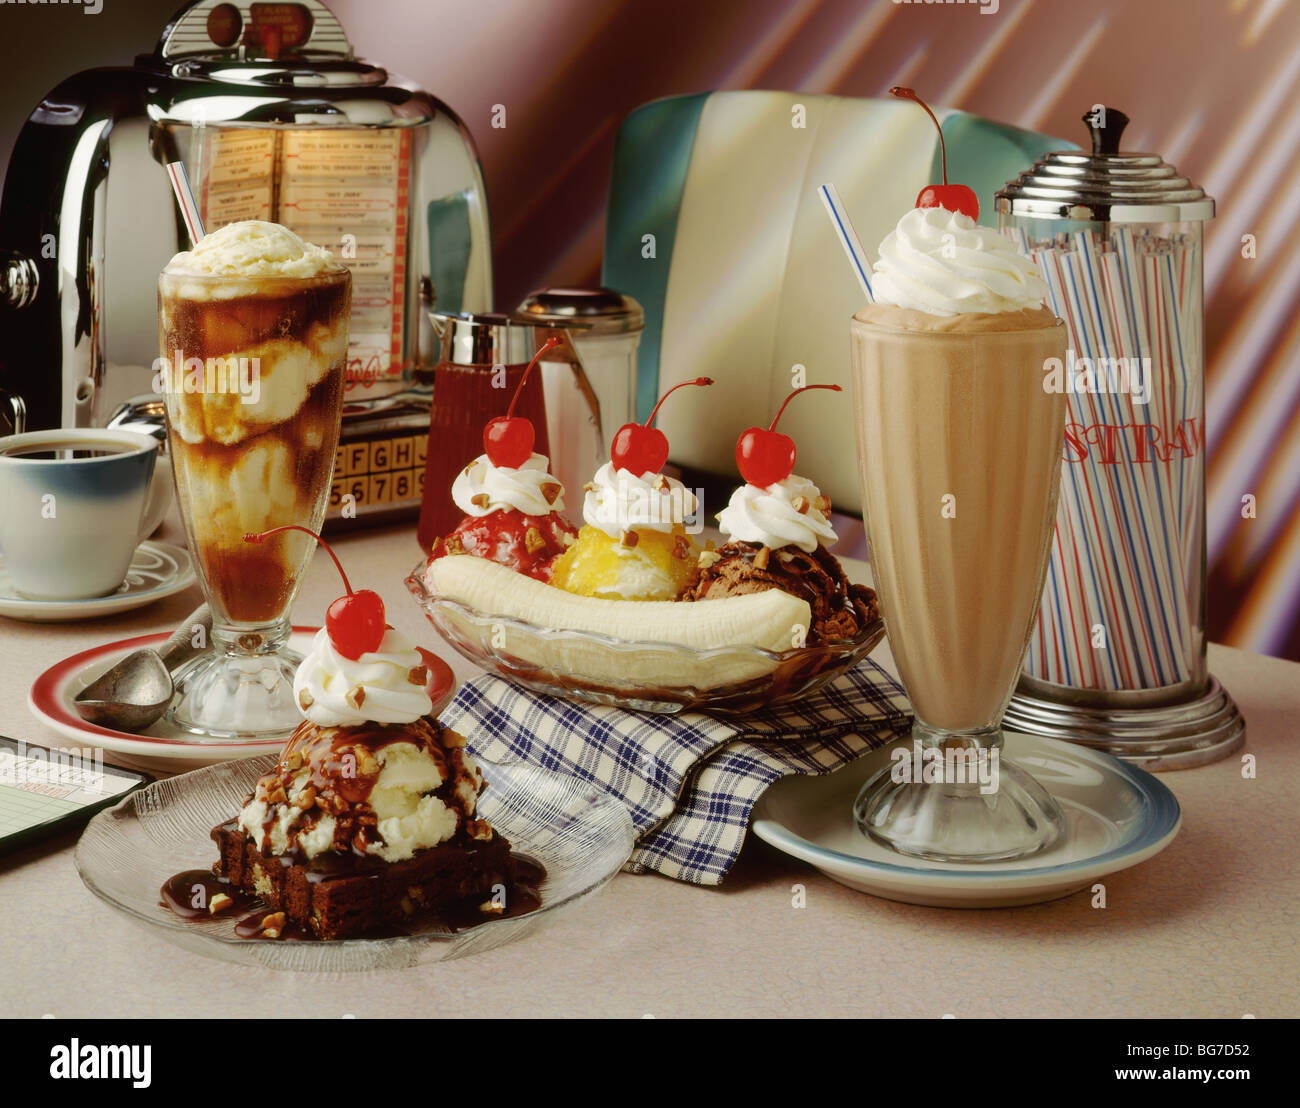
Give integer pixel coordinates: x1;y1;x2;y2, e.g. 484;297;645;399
73;604;212;733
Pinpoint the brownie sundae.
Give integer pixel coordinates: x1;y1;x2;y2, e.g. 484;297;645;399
164;526;541;942
682;386;877;644
426;337;577;582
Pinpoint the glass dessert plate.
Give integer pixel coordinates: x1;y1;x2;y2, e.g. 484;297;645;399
406;561;886;715
75;754;634;972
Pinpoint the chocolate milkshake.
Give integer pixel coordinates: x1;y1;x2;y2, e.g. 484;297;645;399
851;299;1066;729
157;221;350;738
848;203;1067;861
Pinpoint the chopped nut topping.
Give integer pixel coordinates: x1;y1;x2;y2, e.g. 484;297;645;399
296;784;317;811
753;545;771;571
698;549;721;569
266;783;288;806
541;482;563;505
358;750;380;776
444;534;466;555
344;685;366;711
672;534;691;560
583;481;596;493
470;492;491;509
524;526;546;554
261;911;286;935
792;495;810;514
814;494;831;514
285;750;304;771
297;689;314;711
654;474;669;491
209;892;233;916
407;665;429;687
479;900;505;915
466;818;494;841
621;529;639;548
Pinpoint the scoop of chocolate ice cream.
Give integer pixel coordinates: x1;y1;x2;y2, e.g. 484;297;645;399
681;541;878;644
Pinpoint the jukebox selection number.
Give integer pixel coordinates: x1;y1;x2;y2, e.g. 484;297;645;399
329;433;426;515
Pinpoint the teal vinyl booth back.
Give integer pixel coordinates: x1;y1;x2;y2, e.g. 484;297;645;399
602;92;1072;512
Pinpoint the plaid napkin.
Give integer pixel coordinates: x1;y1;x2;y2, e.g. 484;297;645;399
440;660;912;886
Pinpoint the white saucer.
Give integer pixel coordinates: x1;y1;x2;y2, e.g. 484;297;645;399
28;627;457;773
0;540;196;622
751;731;1181;908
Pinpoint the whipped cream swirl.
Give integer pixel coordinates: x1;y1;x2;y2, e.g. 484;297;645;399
872;207;1048;316
717;475;837;552
583;461;698;539
293;626;433;728
451;452;563;517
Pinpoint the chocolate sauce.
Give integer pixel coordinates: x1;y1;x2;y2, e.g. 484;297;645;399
159;852;546;942
159;870;257;920
233;910;309;942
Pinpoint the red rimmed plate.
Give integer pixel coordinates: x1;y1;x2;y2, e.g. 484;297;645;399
28;627;456;769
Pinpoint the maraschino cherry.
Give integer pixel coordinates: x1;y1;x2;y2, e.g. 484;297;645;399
610;377;713;476
889;87;979;221
483;336;563;469
736;384;842;489
244;525;385;661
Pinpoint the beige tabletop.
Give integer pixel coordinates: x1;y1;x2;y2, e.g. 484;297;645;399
0;509;1296;1018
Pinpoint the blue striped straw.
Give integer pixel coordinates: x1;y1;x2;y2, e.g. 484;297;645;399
818;183;874;303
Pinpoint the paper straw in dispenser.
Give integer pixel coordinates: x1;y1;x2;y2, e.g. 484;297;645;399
995;107;1244;770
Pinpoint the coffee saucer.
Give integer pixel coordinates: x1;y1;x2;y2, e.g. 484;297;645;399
28;627;457;772
751;731;1181;908
0;540;196;623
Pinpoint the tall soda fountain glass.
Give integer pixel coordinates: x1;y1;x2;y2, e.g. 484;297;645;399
158;221;350;740
850;302;1068;860
835;87;1073;859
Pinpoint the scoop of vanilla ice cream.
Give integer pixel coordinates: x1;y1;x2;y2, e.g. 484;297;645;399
236;728;487;863
166;220;339;279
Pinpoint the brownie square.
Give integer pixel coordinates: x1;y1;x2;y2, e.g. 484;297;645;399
211;820;515;940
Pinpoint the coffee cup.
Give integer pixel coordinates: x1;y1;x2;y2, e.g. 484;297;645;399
0;428;167;600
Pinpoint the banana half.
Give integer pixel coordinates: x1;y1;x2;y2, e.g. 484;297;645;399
425;555;812;689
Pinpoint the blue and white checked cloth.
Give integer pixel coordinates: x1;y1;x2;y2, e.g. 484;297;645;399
441;660;912;886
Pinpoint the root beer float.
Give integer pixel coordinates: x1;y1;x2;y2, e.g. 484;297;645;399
158;220;351;738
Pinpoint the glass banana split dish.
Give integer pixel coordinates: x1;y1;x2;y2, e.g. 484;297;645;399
407;348;883;713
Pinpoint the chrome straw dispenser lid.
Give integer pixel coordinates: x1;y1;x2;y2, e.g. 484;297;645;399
996;108;1214;224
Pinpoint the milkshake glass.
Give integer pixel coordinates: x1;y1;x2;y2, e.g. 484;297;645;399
849;206;1067;862
158;221;350;739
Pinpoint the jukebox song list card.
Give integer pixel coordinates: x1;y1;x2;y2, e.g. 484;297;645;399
195;127;410;387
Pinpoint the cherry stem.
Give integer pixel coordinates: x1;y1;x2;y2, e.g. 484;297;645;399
505;336;562;420
645;377;713;427
244;525;352;596
890;86;947;187
768;384;843;432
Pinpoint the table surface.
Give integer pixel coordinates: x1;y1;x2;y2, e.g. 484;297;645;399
0;509;1296;1019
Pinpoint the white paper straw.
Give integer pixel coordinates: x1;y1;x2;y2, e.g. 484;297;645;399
818;182;873;303
166;160;206;246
